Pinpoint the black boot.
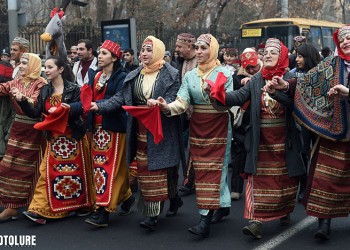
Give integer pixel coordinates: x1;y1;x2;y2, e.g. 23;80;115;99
139;216;158;231
166;196;184;217
120;195;136;216
188;210;213;238
85;207;109;227
211;207;230;224
314;218;331;240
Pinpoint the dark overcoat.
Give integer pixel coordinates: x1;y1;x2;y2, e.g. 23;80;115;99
97;62;185;170
225;71;305;177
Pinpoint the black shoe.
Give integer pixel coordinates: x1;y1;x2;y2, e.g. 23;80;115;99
23;211;46;225
280;214;291;226
179;182;195;196
120;195;136;216
188;211;213;238
166;196;183;217
85;207;109;227
314;218;331;240
139;216;158;231
242;220;262;239
211;207;230;224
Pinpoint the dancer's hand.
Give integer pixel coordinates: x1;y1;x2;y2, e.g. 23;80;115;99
90;102;99;112
157;97;170;113
328;85;349;97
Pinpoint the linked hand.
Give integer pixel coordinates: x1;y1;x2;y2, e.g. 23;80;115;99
157;97;170;113
241;77;251;86
61;103;70;109
48;107;57;113
270;76;289;90
90;102;99;112
147;99;159;107
262;81;276;95
328;85;349;97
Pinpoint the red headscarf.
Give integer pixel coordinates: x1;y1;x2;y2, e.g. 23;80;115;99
333;25;350;61
261;39;289;80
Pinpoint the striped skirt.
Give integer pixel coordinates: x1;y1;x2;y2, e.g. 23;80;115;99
244;115;299;221
136;120;169;202
0;114;44;208
190;105;229;210
306;138;350;218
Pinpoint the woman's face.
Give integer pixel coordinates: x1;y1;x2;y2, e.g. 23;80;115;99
18;57;30;77
140;45;153;66
195;43;210;64
263;48;280;68
44;59;63;81
339;35;350;56
296;54;305;70
98;48;115;68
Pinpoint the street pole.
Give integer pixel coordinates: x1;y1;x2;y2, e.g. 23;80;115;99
8;0;20;45
281;0;288;18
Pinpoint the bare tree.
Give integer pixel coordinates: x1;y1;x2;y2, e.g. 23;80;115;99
339;0;347;23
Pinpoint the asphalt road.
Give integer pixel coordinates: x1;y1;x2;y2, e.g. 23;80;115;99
1;168;350;250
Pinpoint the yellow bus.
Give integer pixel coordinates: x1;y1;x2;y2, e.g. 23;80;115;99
240;18;344;51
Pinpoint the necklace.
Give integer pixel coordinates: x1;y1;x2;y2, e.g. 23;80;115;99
97;73;111;89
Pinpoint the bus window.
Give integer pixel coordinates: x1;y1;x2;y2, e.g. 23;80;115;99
322;27;335;50
266;26;299;49
309;26;322;50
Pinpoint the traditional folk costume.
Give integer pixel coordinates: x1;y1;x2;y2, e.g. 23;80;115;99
223;39;305;239
0;53;46;219
84;40;134;227
293;25;350;240
19;80;94;224
96;36;184;231
167;34;233;238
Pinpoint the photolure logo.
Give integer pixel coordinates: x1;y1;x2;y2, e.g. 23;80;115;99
0;235;36;247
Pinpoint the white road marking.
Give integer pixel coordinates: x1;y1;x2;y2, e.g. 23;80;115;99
253;216;316;250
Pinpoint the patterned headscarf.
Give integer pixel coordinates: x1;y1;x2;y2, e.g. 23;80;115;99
261;38;289;80
21;53;45;85
333;25;350;61
196;34;221;77
141;36;165;74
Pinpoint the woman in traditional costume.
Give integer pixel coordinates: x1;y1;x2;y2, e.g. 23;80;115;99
17;56;94;224
268;25;350;240
82;40;135;227
211;38;305;239
291;43;321;202
0;53;46;222
90;36;184;231
155;34;233;238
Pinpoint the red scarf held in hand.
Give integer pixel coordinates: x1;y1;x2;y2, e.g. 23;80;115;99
122;105;164;144
205;72;227;105
261;42;289;80
80;84;93;113
34;105;69;133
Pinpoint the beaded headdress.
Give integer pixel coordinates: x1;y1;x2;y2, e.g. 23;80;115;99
265;38;281;52
338;26;350;41
195;34;211;46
